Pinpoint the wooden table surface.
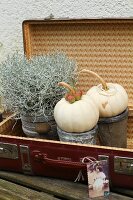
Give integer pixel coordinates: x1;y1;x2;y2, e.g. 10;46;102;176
0;171;132;200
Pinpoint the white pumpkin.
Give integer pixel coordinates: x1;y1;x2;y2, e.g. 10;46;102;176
54;82;99;133
81;70;128;117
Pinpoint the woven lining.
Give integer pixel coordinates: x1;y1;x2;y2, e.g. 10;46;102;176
23;20;133;147
24;21;133;104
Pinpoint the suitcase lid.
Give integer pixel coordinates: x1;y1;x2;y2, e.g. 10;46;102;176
22;18;133;114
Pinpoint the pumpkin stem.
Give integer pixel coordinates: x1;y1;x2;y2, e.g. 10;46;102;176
79;69;109;91
58;82;76;94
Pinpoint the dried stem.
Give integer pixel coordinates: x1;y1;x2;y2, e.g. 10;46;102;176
79;69;109;91
58;82;75;94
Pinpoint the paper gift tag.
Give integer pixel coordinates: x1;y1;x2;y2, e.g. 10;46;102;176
87;159;110;198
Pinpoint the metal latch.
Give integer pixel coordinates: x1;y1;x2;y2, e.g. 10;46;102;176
20;145;32;174
98;155;109;162
114;156;133;175
0;142;18;159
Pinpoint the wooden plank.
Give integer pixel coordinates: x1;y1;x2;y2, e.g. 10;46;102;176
0;171;88;200
0;171;132;200
111;187;133;198
0;178;59;200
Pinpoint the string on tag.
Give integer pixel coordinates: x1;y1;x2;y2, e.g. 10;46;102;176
74;156;99;183
74;170;85;182
82;156;101;169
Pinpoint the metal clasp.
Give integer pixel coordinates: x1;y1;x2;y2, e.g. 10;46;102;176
98;155;109;161
0;142;18;159
114;156;133;175
20;145;32;175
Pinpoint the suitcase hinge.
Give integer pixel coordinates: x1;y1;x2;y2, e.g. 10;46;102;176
20;145;32;175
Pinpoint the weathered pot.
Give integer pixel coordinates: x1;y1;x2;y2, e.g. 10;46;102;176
98;108;128;148
57;125;98;144
21;115;58;140
0;113;2;122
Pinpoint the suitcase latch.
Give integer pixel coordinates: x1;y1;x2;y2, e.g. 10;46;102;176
0;142;18;159
114;156;133;175
20;145;32;174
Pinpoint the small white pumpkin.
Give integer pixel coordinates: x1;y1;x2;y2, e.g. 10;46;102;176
54;82;99;133
81;70;128;118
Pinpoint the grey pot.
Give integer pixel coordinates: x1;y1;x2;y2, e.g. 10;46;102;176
57;125;98;145
21;114;58;140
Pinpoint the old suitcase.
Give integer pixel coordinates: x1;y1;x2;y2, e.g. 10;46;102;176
0;18;133;190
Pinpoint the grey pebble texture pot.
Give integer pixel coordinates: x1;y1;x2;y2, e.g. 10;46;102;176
57;125;98;144
21;115;58;140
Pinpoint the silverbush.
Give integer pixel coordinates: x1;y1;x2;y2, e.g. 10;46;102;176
0;52;77;118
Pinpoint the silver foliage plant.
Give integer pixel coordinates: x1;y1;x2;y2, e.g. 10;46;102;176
0;52;77;118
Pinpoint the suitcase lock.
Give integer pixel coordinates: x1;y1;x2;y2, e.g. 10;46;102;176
0;142;18;159
114;156;133;175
